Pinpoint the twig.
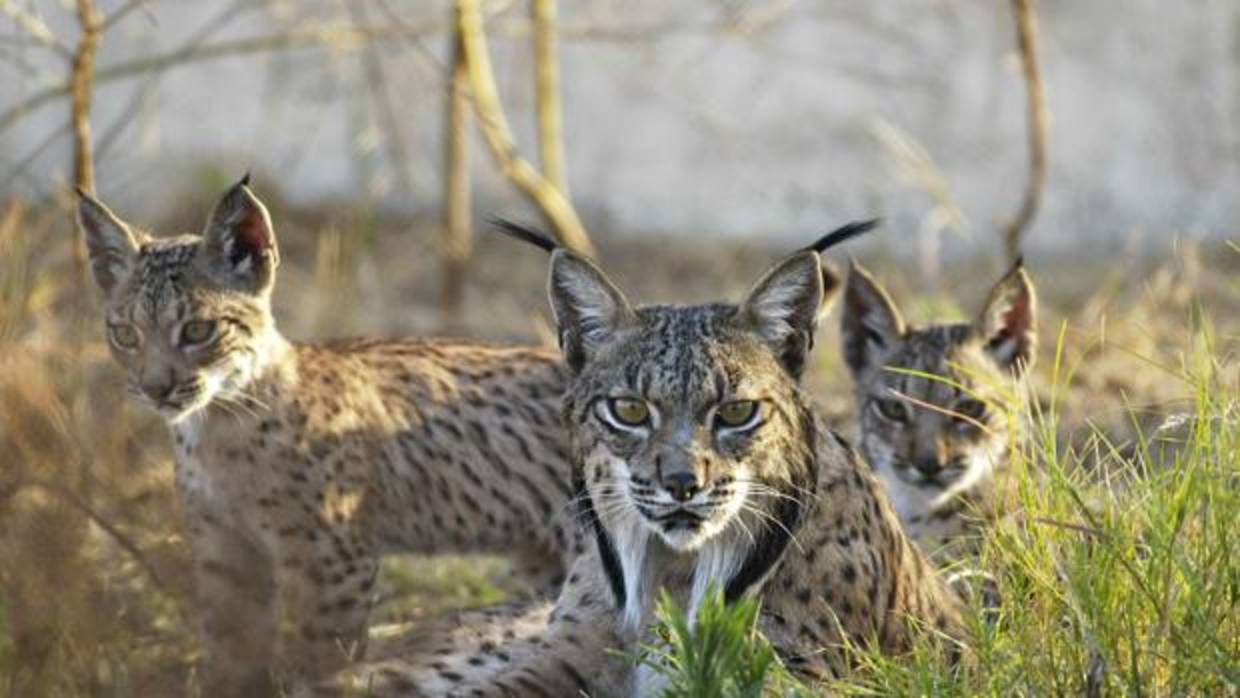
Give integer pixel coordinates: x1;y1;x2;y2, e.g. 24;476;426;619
0;42;47;77
348;1;416;197
1031;516;1106;539
95;0;249;164
0;122;70;192
1002;0;1048;259
456;0;594;256
20;478;184;615
0;0;72;57
101;0;156;32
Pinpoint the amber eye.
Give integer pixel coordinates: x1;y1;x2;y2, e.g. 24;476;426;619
181;319;217;345
608;398;650;427
953;399;987;429
109;323;141;350
715;400;759;428
874;397;909;423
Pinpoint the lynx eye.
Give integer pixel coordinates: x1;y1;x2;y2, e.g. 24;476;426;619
873;397;909;423
606;398;650;427
180;319;217;346
952;399;987;429
715;400;759;429
109;323;141;350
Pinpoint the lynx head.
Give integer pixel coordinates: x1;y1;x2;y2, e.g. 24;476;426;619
841;261;1036;511
77;176;282;424
532;226;868;628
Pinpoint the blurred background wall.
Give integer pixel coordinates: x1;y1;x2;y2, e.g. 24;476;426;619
2;0;1238;255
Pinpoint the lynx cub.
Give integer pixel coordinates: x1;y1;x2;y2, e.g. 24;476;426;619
77;179;579;695
841;261;1036;558
328;222;968;697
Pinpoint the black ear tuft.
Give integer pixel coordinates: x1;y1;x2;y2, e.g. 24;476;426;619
801;219;880;255
239;171;252;187
490;217;559;254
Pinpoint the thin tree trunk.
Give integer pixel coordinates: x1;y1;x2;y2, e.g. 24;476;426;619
68;0;101;314
456;0;594;256
441;5;472;328
533;0;567;194
1003;0;1048;260
69;0;101;195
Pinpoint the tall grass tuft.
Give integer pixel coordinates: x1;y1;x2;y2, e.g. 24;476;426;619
653;317;1238;696
641;587;800;698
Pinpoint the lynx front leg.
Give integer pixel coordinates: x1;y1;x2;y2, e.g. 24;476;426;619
185;509;278;697
272;526;379;691
358;555;626;698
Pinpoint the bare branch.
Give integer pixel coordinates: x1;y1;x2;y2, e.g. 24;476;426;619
101;0;156;32
0;122;69;192
21;478;185;618
457;0;594;256
96;0;247;164
348;1;416;198
0;0;72;58
1003;0;1048;259
0;22;452;136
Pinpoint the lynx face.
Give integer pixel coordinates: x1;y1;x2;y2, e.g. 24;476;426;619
550;246;835;627
841;263;1036;529
78;180;282;423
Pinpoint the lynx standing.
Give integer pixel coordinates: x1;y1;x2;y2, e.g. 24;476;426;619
77;179;579;696
841;261;1037;559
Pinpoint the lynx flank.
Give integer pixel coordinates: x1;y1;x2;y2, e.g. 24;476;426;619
330;223;967;697
77;179;579;695
841;261;1036;558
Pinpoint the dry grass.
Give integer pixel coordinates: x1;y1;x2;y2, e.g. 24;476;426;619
0;191;1235;696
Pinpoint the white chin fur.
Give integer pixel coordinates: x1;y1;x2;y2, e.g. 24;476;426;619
654;526;709;551
599;455;757;634
651;515;731;552
932;439;1003;510
610;513;652;632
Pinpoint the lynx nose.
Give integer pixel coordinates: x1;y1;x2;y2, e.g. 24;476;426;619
142;379;175;402
662;471;701;502
913;457;943;479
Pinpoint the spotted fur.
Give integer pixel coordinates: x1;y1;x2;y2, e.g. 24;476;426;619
841;261;1036;560
78;180;581;696
327;230;968;697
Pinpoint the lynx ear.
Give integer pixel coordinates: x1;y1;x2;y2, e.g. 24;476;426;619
547;251;635;373
818;258;844;319
77;190;139;295
977;259;1036;373
840;263;906;380
201;175;279;292
739;251;824;379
